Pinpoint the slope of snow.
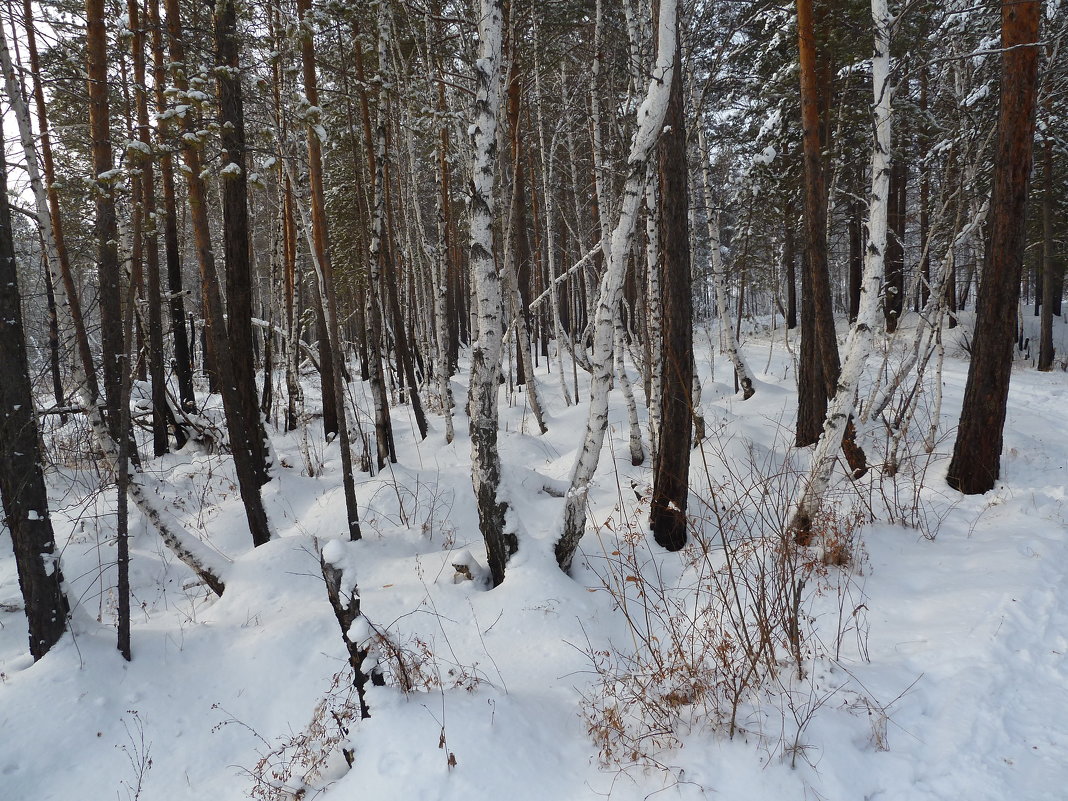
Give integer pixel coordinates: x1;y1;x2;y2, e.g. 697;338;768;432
2;310;1067;800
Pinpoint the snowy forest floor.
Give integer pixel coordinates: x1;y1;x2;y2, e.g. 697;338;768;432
3;310;1068;801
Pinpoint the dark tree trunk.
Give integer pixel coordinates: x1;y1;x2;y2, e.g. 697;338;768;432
947;0;1041;494
42;255;65;420
848;190;863;323
794;0;865;474
784;209;797;329
216;0;271;488
885;138;906;332
128;0;169;457
148;0;195;412
918;67;931;312
1038;112;1055;371
650;22;690;553
86;0;124;443
796;250;826;445
795;0;836;445
0;145;69;661
166;0;272;547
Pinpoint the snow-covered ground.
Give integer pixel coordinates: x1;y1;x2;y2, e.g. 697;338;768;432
2;310;1067;800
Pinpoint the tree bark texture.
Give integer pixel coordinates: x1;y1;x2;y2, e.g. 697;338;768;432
946;0;1041;495
216;0;272;488
86;0;124;444
468;0;516;586
0;145;68;661
650;20;692;553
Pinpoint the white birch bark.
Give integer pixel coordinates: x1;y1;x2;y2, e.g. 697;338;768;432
433;130;456;442
615;314;645;466
707;211;756;399
468;0;516;587
1;25;230;594
789;0;892;536
557;0;677;572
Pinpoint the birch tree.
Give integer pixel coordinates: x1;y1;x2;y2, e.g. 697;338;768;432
556;0;677;573
468;0;515;587
790;0;893;538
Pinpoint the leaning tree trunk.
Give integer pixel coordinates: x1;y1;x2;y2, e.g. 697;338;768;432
468;0;517;587
556;0;677;573
0;143;69;661
790;0;892;539
947;0;1041;495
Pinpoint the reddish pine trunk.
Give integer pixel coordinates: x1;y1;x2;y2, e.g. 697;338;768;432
947;0;1041;494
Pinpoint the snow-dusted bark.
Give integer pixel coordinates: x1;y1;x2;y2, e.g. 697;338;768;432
1;22;230;594
432;100;456;442
502;258;548;435
644;175;662;463
615;321;645;466
556;0;677;572
698;126;755;400
468;0;516;587
862;191;989;425
789;0;892;537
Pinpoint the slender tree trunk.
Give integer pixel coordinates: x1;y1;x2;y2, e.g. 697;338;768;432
947;0;1041;494
148;0;195;412
1038;95;1055;371
216;0;271;487
918;66;931;311
795;0;835;446
127;0;168;457
86;0;124;445
848;183;863;322
42;256;65;420
884;135;905;332
557;0;677;572
296;0;339;439
784;206;798;330
0;144;69;661
354;19;395;468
